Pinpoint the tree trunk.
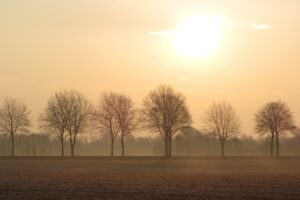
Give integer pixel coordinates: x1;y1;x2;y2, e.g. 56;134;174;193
11;133;15;157
60;139;64;157
221;142;225;158
219;138;225;158
164;140;168;157
69;139;75;157
275;132;280;157
69;133;77;157
70;144;74;157
111;137;114;157
168;136;172;157
121;135;125;157
69;134;73;157
270;134;274;157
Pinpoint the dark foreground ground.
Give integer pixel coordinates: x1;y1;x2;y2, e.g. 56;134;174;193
0;157;300;200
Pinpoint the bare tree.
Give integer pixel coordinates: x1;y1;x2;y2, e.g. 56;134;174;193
204;101;240;157
142;85;192;157
39;92;68;156
114;94;140;157
91;93;119;156
255;101;296;157
64;90;92;157
0;98;31;156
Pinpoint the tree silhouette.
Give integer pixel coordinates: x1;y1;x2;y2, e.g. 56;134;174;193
42;90;92;157
255;100;296;157
113;94;140;157
142;85;192;157
0;98;31;156
204;101;240;157
39;92;69;156
92;93;119;157
64;90;92;157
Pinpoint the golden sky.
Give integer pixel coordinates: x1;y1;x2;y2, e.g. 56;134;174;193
0;0;300;135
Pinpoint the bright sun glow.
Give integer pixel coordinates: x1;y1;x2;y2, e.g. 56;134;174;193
173;15;224;58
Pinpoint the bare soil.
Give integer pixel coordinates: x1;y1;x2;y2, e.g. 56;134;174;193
0;157;299;199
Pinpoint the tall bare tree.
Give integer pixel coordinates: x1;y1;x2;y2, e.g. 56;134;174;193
255;101;295;157
142;85;192;157
92;93;119;156
64;90;92;157
39;92;68;156
0;98;31;156
114;94;140;157
204;101;240;157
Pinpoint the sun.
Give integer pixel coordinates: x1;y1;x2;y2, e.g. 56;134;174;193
172;15;224;58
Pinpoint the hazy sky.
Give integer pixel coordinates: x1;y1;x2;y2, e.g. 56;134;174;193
0;0;300;136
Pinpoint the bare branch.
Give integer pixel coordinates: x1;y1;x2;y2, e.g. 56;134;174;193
142;85;192;157
254;100;296;157
203;101;240;157
0;97;31;156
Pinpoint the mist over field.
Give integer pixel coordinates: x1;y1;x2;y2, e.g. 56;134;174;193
1;132;300;157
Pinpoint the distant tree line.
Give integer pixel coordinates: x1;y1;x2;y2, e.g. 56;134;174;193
0;85;297;158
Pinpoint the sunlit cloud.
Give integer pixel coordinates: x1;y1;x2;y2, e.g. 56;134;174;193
149;19;271;37
250;24;271;30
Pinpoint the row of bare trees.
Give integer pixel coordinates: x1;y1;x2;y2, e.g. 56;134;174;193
92;93;141;156
0;85;297;157
39;90;92;157
203;100;296;158
255;101;296;157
